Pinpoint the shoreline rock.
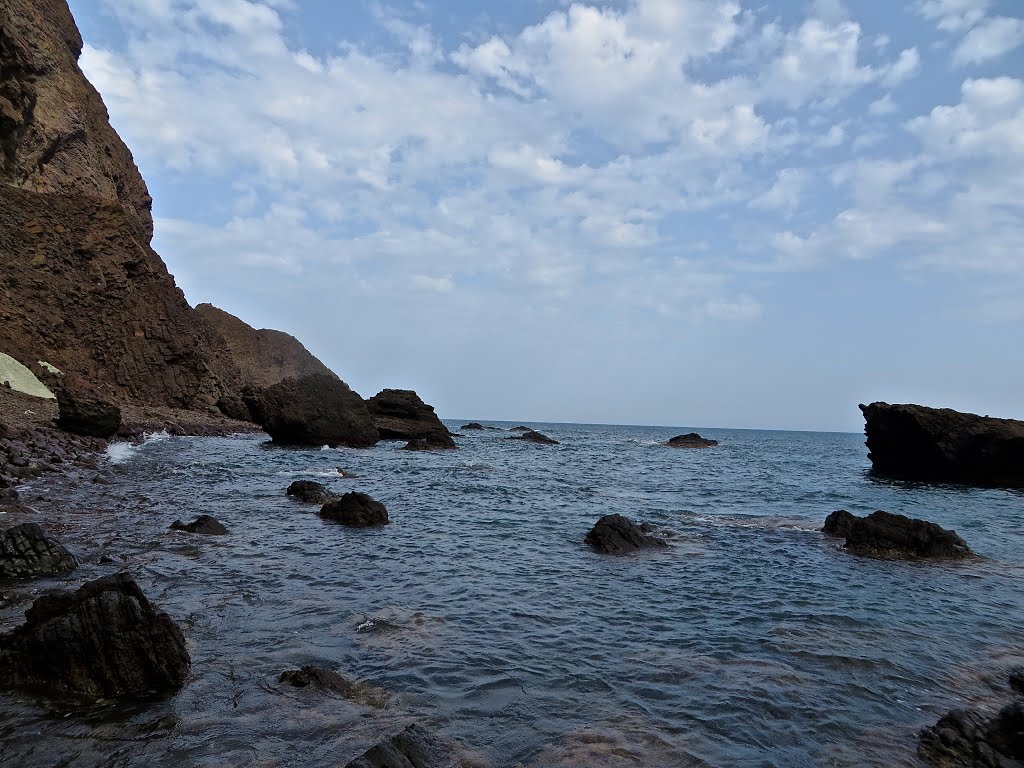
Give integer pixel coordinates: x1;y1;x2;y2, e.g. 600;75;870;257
320;492;389;527
585;514;668;554
822;509;972;560
365;389;456;449
0;521;78;577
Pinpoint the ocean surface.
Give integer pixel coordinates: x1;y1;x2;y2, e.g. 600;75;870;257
1;422;1023;767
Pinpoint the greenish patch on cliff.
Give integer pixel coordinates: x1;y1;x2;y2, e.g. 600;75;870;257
0;352;55;399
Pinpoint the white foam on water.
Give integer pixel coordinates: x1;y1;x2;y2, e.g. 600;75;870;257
105;430;170;465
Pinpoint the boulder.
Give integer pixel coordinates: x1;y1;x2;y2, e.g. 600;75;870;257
461;423;485;430
825;510;972;560
0;522;78;577
55;384;121;439
279;665;388;707
507;430;559;445
320;492;389;527
402;437;455;451
365;389;455;449
585;514;668;554
169;515;228;535
344;724;471;768
919;702;1024;767
0;573;190;698
666;432;719;448
215;394;252;422
287;480;335;504
244;373;379;448
860;402;1024;487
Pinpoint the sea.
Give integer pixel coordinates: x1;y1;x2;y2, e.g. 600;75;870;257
1;422;1023;767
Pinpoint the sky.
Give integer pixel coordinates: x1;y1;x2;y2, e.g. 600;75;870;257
65;0;1024;431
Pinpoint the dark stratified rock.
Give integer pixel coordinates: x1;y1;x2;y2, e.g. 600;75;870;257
585;514;668;554
344;724;473;768
287;480;334;504
0;573;190;699
507;430;559;445
215;393;252;422
365;389;455;449
0;522;77;577
320;493;389;527
402;437;456;451
666;432;719;448
169;515;228;535
825;510;972;560
244;373;379;448
860;402;1024;487
55;384;121;439
919;702;1024;767
279;665;388;708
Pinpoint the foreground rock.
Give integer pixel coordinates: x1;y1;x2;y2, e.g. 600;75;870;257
55;383;122;439
287;480;334;504
244;374;379;448
279;665;388;707
0;522;77;577
507;430;559;445
320;493;389;527
169;515;228;535
666;432;719;448
822;510;972;560
0;573;190;698
344;724;475;768
365;389;455;449
920;698;1024;767
861;402;1024;487
585;514;668;554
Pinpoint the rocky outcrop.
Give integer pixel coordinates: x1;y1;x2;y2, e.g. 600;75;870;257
585;514;668;554
344;724;474;768
169;515;228;535
365;389;455;449
666;432;719;448
822;510;972;560
320;492;389;527
860;402;1024;487
279;665;388;707
920;697;1024;767
507;430;559;445
244;374;378;448
55;380;121;438
0;405;108;489
461;423;500;431
0;521;77;577
287;480;334;504
0;573;190;698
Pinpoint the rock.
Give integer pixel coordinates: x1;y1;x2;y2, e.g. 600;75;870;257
860;402;1024;487
169;515;228;535
0;487;18;504
0;573;190;699
461;423;485;430
666;432;719;448
55;384;122;439
287;480;334;504
0;522;77;577
584;514;668;554
826;510;972;560
402;436;456;451
1009;667;1024;695
821;510;857;538
919;702;1024;767
320;492;389;527
215;394;252;422
510;426;532;432
344;724;472;768
244;373;379;448
365;389;456;449
507;430;559;445
279;665;388;708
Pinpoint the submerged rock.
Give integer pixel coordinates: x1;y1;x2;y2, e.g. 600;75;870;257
344;724;475;768
510;426;532;432
0;522;78;578
860;402;1024;487
919;702;1024;767
287;480;334;504
823;510;971;560
55;384;121;439
585;514;668;554
461;423;500;432
320;492;389;527
279;665;388;708
169;515;228;535
402;436;455;451
507;430;559;445
365;389;455;449
666;432;719;448
0;573;190;698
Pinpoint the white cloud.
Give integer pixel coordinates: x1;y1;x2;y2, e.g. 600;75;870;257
750;168;808;211
869;93;899;116
953;16;1024;65
916;0;992;32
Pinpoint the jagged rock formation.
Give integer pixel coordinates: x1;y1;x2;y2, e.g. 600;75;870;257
822;509;972;560
365;389;455;449
861;402;1024;487
0;521;77;577
585;514;668;554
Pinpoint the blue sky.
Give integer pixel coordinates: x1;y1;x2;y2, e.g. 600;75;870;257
66;0;1023;431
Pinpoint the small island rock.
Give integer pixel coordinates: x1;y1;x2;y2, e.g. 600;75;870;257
287;480;334;504
508;430;559;445
585;514;668;554
169;515;228;535
365;389;456;449
823;510;971;560
666;432;719;448
320;492;389;527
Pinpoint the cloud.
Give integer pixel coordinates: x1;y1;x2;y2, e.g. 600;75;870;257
953;16;1024;65
916;0;992;33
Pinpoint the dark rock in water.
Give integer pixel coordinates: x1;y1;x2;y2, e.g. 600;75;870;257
860;402;1024;487
827;510;971;560
287;480;334;504
55;384;122;439
461;423;485;430
510;426;532;432
585;514;668;554
402;436;456;451
320;492;389;527
344;724;470;768
0;487;19;504
279;665;388;707
215;394;252;422
821;510;857;538
169;515;228;535
507;430;559;445
919;702;1024;767
365;389;455;449
0;573;190;698
666;432;719;448
0;522;78;578
1009;667;1024;695
244;373;379;448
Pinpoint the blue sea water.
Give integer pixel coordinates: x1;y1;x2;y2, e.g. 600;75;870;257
2;422;1023;767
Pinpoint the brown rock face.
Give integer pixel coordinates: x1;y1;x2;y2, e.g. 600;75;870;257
365;389;455;448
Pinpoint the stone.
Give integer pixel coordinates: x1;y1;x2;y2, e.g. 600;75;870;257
821;510;857;538
585;514;668;554
860;402;1024;487
1009;667;1024;695
320;492;389;527
169;515;228;535
920;701;1024;767
507;430;559;445
826;510;972;560
666;432;719;448
460;423;485;430
244;374;379;448
344;724;472;768
402;436;456;451
0;522;77;577
287;480;334;504
0;573;190;699
365;389;455;449
510;426;532;432
279;665;388;708
55;384;122;439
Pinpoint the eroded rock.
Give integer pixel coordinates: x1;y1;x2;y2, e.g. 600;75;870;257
366;389;455;449
0;521;77;577
824;510;972;560
507;430;559;445
320;492;389;527
287;480;334;504
666;432;719;448
344;724;477;768
169;515;228;535
585;514;668;554
55;384;122;439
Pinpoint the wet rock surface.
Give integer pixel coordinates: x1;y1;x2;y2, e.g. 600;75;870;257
0;573;191;698
366;389;455;449
585;514;668;554
507;430;559;445
402;437;456;451
821;510;857;538
279;665;388;708
287;480;334;504
344;724;477;768
169;515;228;535
0;521;77;577
919;695;1024;767
824;510;972;560
666;432;719;448
320;492;389;527
861;402;1024;487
